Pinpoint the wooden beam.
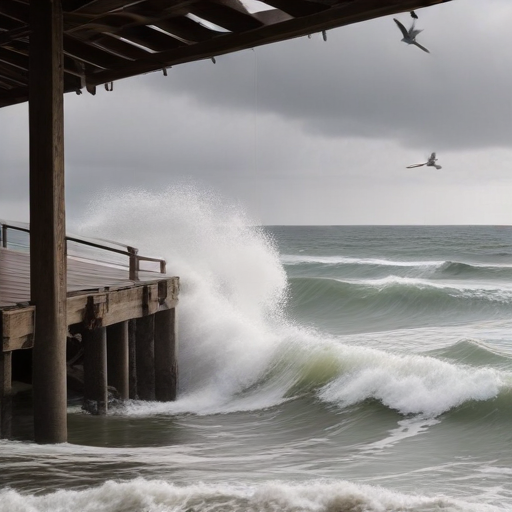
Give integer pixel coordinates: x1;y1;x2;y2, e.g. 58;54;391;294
29;0;68;444
1;277;179;352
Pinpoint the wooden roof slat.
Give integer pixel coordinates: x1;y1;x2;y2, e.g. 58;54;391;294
152;17;219;44
117;25;184;52
63;0;148;16
0;46;28;72
259;0;331;17
64;34;130;68
0;61;27;86
92;34;153;60
0;13;24;31
188;2;264;32
0;0;28;24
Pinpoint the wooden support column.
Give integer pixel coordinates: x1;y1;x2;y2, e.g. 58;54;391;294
154;308;178;401
29;0;67;443
83;327;108;415
0;351;12;439
135;315;155;400
107;321;129;400
128;319;137;399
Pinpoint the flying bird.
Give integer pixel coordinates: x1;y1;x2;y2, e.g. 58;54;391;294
393;18;430;53
407;152;442;170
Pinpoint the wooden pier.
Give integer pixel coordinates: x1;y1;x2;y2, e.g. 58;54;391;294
0;0;449;443
0;221;179;440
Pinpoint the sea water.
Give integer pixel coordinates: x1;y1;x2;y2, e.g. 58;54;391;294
1;188;511;511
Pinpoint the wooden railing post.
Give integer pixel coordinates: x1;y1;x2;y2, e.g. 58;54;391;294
128;247;139;281
1;225;7;248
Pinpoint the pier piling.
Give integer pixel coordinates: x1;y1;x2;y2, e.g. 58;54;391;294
83;327;108;415
0;351;12;439
107;322;129;400
155;308;178;401
29;0;68;444
135;316;155;400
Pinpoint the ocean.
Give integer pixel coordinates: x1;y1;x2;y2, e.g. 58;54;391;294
1;192;512;512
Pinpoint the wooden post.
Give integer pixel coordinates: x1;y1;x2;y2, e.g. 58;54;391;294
83;327;108;415
0;351;12;439
128;319;137;399
154;308;178;401
29;0;68;443
135;315;155;400
107;321;129;400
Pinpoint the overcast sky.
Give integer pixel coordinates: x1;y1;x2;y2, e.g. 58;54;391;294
2;0;512;226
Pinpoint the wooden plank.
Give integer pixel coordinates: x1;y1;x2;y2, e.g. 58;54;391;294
28;0;68;444
2;277;179;351
1;307;34;351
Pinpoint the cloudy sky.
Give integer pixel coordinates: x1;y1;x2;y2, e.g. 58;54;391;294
2;0;512;226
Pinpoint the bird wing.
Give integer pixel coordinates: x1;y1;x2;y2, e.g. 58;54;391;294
435;164;442;169
406;163;427;168
430;152;436;160
393;18;409;39
410;11;418;19
412;41;430;53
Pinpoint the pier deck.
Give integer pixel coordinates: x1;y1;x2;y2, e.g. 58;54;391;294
0;246;179;351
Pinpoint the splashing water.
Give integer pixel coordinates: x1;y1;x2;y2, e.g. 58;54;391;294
75;187;509;418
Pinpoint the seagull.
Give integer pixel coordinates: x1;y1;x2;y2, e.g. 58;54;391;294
407;152;442;170
393;18;430;53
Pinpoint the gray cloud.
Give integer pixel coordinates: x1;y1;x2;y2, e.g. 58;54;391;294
2;0;512;225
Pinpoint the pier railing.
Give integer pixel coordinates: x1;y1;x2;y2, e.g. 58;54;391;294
0;220;166;281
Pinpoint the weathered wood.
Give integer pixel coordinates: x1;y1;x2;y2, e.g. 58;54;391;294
83;327;108;415
128;319;137;399
2;277;179;351
154;308;178;402
0;351;12;439
1;307;34;351
107;321;129;400
29;0;67;444
135;315;155;401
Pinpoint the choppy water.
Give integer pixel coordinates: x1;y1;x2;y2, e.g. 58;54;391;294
2;190;512;511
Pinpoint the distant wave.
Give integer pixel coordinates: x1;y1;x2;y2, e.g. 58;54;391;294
0;477;507;512
282;255;512;281
281;254;443;267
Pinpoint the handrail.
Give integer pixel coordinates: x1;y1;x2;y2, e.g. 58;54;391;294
0;220;166;280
